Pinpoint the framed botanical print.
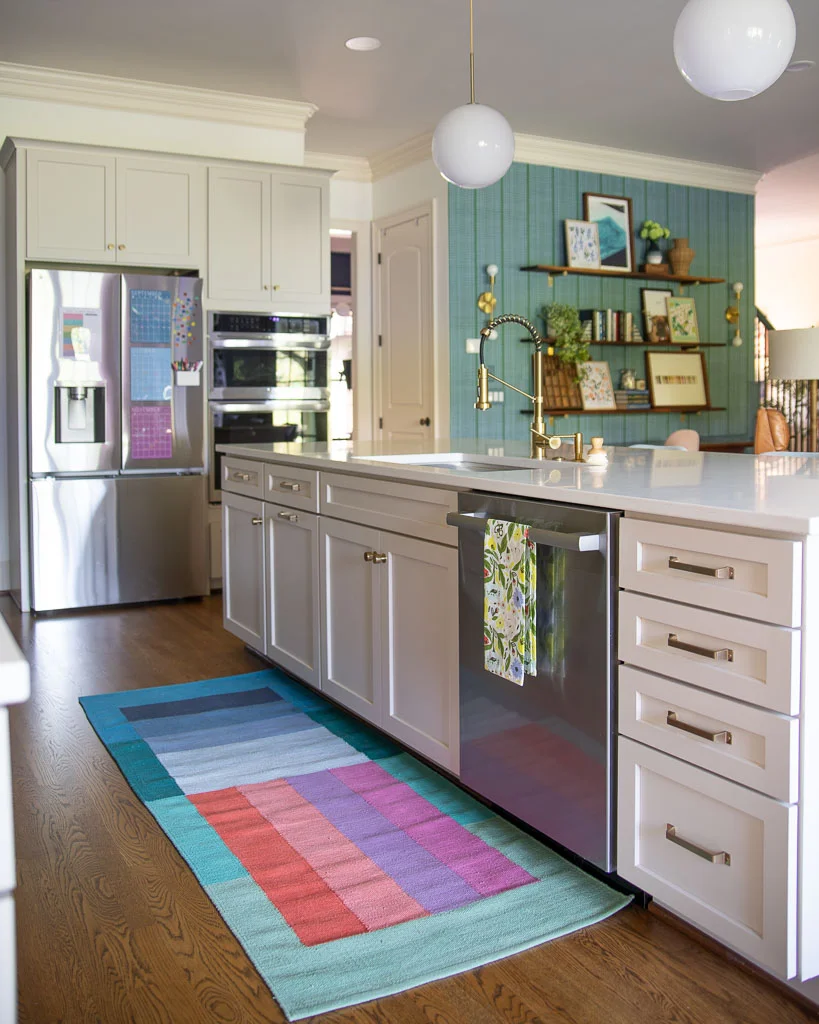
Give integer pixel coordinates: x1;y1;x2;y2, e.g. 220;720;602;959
582;193;635;272
564;220;600;269
578;361;617;411
645;351;709;409
666;296;700;345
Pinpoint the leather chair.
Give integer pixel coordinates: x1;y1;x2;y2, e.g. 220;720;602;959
754;407;790;454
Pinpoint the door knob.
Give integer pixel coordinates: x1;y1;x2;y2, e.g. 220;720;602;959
420;417;431;427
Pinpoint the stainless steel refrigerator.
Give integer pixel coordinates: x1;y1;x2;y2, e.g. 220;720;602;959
28;268;208;612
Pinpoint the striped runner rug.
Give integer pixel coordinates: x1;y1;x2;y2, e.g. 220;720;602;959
80;669;629;1019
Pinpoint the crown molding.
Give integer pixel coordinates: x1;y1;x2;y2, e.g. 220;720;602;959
304;151;372;183
0;61;317;132
369;133;434;182
513;133;761;195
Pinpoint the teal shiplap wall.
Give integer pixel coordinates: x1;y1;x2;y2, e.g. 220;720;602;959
448;165;756;445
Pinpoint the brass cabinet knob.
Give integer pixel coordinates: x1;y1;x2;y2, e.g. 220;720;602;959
118;244;126;251
419;417;431;427
251;517;263;525
364;551;375;562
263;284;270;290
372;552;387;564
273;284;280;291
107;244;115;250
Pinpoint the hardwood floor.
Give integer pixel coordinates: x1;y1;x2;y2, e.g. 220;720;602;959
3;593;817;1024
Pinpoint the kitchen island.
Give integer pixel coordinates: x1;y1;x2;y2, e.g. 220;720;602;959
215;437;819;993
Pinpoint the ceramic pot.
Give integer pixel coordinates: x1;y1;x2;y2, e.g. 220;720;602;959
669;237;695;276
645;241;664;265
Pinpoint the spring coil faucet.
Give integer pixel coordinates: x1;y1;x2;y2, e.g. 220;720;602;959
476;314;584;461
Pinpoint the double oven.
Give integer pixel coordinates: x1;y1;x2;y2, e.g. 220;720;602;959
208;312;330;502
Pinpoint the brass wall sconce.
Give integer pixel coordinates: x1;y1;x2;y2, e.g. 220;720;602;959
725;282;744;347
477;263;498;315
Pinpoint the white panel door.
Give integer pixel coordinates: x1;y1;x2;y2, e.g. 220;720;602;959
207;167;271;301
320;517;381;726
377;210;434;441
270;171;330;309
26;148;116;262
381;532;459;771
265;504;321;689
116;157;204;267
222;493;265;651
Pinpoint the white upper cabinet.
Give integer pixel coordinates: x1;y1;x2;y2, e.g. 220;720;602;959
208;165;330;311
207;166;271;302
26;147;204;268
27;149;116;263
116;156;204;267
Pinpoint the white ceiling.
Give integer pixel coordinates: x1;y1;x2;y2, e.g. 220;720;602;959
757;152;819;246
2;0;819;173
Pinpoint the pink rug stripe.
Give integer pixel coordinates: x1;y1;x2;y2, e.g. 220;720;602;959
332;763;537;897
240;777;429;931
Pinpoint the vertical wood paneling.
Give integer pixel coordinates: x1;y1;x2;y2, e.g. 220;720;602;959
449;166;754;447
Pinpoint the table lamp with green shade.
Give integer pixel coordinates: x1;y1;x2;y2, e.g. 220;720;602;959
768;328;819;452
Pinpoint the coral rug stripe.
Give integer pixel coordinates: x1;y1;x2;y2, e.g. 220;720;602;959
240;778;429;931
190;786;367;946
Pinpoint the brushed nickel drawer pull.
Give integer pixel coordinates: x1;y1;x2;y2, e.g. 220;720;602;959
668;555;734;580
666;824;731;865
279;481;301;492
277;511;298;522
233;471;251;482
666;710;733;745
251;517;263;526
668;633;734;662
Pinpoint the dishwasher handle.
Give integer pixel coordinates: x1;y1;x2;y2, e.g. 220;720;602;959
445;511;602;552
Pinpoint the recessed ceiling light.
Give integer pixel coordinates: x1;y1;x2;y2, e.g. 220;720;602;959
786;59;816;72
345;36;381;51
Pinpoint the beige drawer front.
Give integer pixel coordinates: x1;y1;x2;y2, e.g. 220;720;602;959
222;457;264;499
619;591;800;716
618;737;796;978
321;472;458;546
265;464;319;513
620;518;802;627
619;666;798;802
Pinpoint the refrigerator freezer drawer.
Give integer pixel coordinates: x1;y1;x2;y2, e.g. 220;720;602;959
30;475;208;612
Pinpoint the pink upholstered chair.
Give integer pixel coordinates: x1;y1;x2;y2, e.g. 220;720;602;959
664;429;700;452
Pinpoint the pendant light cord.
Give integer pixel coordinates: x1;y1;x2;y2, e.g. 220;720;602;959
469;0;475;104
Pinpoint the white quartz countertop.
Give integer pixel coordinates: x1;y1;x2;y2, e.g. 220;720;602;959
216;438;819;535
0;615;30;706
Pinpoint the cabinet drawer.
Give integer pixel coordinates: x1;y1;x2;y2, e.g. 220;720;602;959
619;666;798;802
222;457;264;499
618;736;796;978
321;472;458;546
619;518;802;627
618;591;800;715
265;464;319;512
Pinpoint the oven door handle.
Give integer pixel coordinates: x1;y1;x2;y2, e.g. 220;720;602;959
445;512;602;552
209;400;330;414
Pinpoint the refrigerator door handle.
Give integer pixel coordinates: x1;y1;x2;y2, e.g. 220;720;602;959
445;511;602;552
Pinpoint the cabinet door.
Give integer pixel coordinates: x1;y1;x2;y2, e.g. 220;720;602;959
269;171;329;309
116;157;204;267
222;493;265;651
208;167;271;302
26;148;116;262
320;518;381;725
381;533;459;771
265;504;321;689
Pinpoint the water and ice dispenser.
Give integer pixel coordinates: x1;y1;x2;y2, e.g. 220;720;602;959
54;382;106;444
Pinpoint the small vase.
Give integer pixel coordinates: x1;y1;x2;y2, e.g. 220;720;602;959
669;237;695;276
645;241;663;265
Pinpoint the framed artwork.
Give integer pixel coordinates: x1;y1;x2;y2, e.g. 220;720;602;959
645;351;709;409
666;296;700;345
582;193;635;272
641;287;673;344
578;361;617;411
564;220;600;269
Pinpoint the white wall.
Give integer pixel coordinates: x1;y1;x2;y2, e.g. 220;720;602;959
756;238;819;331
372;158;449;439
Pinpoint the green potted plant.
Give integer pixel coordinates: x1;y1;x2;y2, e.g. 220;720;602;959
541;303;590;367
639;220;671;264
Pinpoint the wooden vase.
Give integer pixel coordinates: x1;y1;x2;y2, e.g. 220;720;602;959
669;237;695;276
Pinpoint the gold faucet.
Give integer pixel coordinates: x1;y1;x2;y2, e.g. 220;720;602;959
476;313;584;461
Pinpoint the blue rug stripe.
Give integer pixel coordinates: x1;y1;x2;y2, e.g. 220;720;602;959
149;795;249;886
304;707;404;760
121;687;282;721
131;700;310;740
140;710;321;755
108;739;183;801
79;670;281;713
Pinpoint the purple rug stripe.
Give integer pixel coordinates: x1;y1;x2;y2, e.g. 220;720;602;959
332;762;538;897
287;770;483;914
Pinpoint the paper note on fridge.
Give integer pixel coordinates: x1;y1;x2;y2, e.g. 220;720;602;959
61;308;101;361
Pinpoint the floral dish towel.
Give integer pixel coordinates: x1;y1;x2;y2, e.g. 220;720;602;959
484;518;537;685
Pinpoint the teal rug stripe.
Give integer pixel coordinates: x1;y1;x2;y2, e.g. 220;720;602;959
81;668;631;1021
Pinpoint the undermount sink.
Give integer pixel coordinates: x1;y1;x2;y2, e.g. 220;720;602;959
350;452;549;472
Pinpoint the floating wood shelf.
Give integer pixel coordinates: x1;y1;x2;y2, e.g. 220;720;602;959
519;406;727;417
519;337;727;349
520;264;726;286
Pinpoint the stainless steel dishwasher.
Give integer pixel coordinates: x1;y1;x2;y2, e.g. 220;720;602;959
448;491;620;872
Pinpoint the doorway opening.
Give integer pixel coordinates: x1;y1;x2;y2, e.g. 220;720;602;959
330;229;354;440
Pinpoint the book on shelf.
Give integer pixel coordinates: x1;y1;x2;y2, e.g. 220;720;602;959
578;308;640;343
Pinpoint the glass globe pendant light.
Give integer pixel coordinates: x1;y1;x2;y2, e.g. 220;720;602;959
432;0;514;189
674;0;796;101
